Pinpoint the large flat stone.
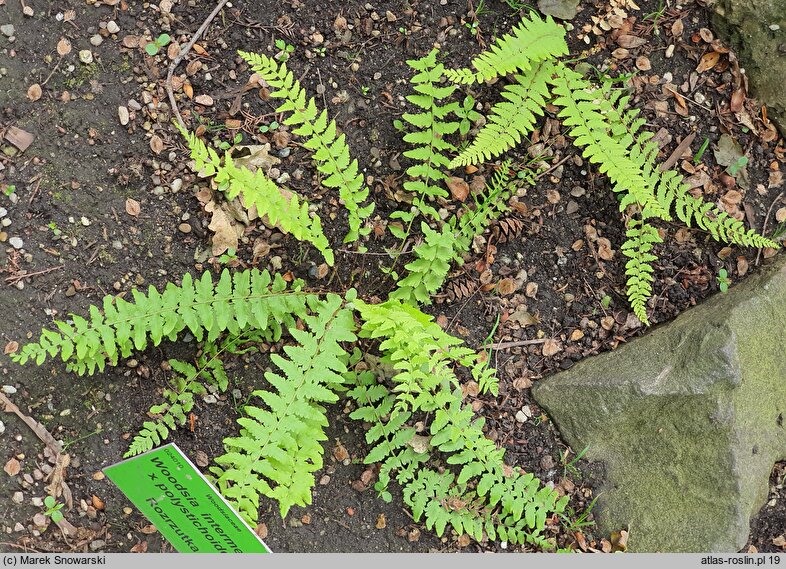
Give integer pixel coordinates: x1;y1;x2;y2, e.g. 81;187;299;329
532;256;786;552
712;0;786;135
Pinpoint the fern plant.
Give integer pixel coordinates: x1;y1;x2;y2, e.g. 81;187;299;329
391;163;515;305
392;49;460;224
179;125;335;265
238;51;374;243
348;300;567;546
211;293;357;522
442;13;779;324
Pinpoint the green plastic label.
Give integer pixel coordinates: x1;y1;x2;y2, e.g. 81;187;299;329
104;443;270;553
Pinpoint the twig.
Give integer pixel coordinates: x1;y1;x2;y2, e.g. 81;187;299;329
660;131;696;172
663;86;713;113
533;154;572;181
491;338;547;350
755;190;784;266
166;0;230;130
4;265;64;285
41;57;63;87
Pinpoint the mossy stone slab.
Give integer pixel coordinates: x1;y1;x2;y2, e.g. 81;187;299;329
532;256;786;552
712;0;786;135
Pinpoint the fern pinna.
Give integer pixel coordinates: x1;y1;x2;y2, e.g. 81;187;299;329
179;125;334;265
238;51;374;243
212;293;357;522
348;300;567;546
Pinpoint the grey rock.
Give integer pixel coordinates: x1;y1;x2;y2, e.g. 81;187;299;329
532;256;786;552
712;0;786;135
537;0;580;20
1;24;15;37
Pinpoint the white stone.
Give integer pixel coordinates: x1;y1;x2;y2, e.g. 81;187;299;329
107;21;120;34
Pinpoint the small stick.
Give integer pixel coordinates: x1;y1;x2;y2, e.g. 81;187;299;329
755;190;784;266
41;57;63;87
4;265;64;285
664;86;714;113
492;338;547;350
660;131;696;172
533;154;572;181
166;0;230;130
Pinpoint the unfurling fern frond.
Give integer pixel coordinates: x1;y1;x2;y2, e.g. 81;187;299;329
238;51;373;243
445;13;567;85
348;300;566;545
393;49;460;222
391;163;515;305
450;62;554;168
11;269;310;375
179;126;334;265
211;294;357;522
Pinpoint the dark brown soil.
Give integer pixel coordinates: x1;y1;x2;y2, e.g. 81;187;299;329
0;0;784;554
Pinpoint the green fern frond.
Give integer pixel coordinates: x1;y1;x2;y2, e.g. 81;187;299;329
621;220;661;326
445;13;567;85
347;300;565;545
393;49;460;222
450;62;554;168
178;125;334;264
211;294;357;522
238;51;373;242
11;269;310;375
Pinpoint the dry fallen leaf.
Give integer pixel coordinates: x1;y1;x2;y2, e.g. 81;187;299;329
208;206;239;256
140;524;158;535
596;237;615;261
696;51;720;73
375;514;387;530
256;523;268;539
332;442;349;462
772;535;786;548
4;457;21;476
125;198;141;217
149;134;164;154
457;534;471;547
27;83;42;102
542;339;562;357
130;542;148;553
446;176;469;202
56;37;72;56
616;34;647;49
496;277;516;296
92;494;105;511
4;340;19;355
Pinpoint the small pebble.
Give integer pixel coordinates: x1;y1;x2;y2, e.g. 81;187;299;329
0;420;4;435
1;24;15;37
278;147;291;158
12;492;22;504
177;222;192;234
8;236;23;249
118;106;130;126
89;540;106;552
107;21;120;34
79;50;94;64
170;178;183;192
89;34;103;47
2;385;17;395
0;207;7;217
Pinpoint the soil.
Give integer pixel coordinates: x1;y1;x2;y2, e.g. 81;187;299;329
0;0;784;554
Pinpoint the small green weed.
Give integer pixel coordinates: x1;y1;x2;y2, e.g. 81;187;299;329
258;121;279;134
561;445;589;478
455;95;482;136
693;137;710;164
218;133;243;152
717;268;731;292
145;33;171;56
3;184;15;197
274;39;295;62
726;155;749;177
559;495;599;532
48;222;61;237
43;495;64;523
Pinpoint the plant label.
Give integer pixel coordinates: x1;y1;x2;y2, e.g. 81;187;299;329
104;443;271;553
